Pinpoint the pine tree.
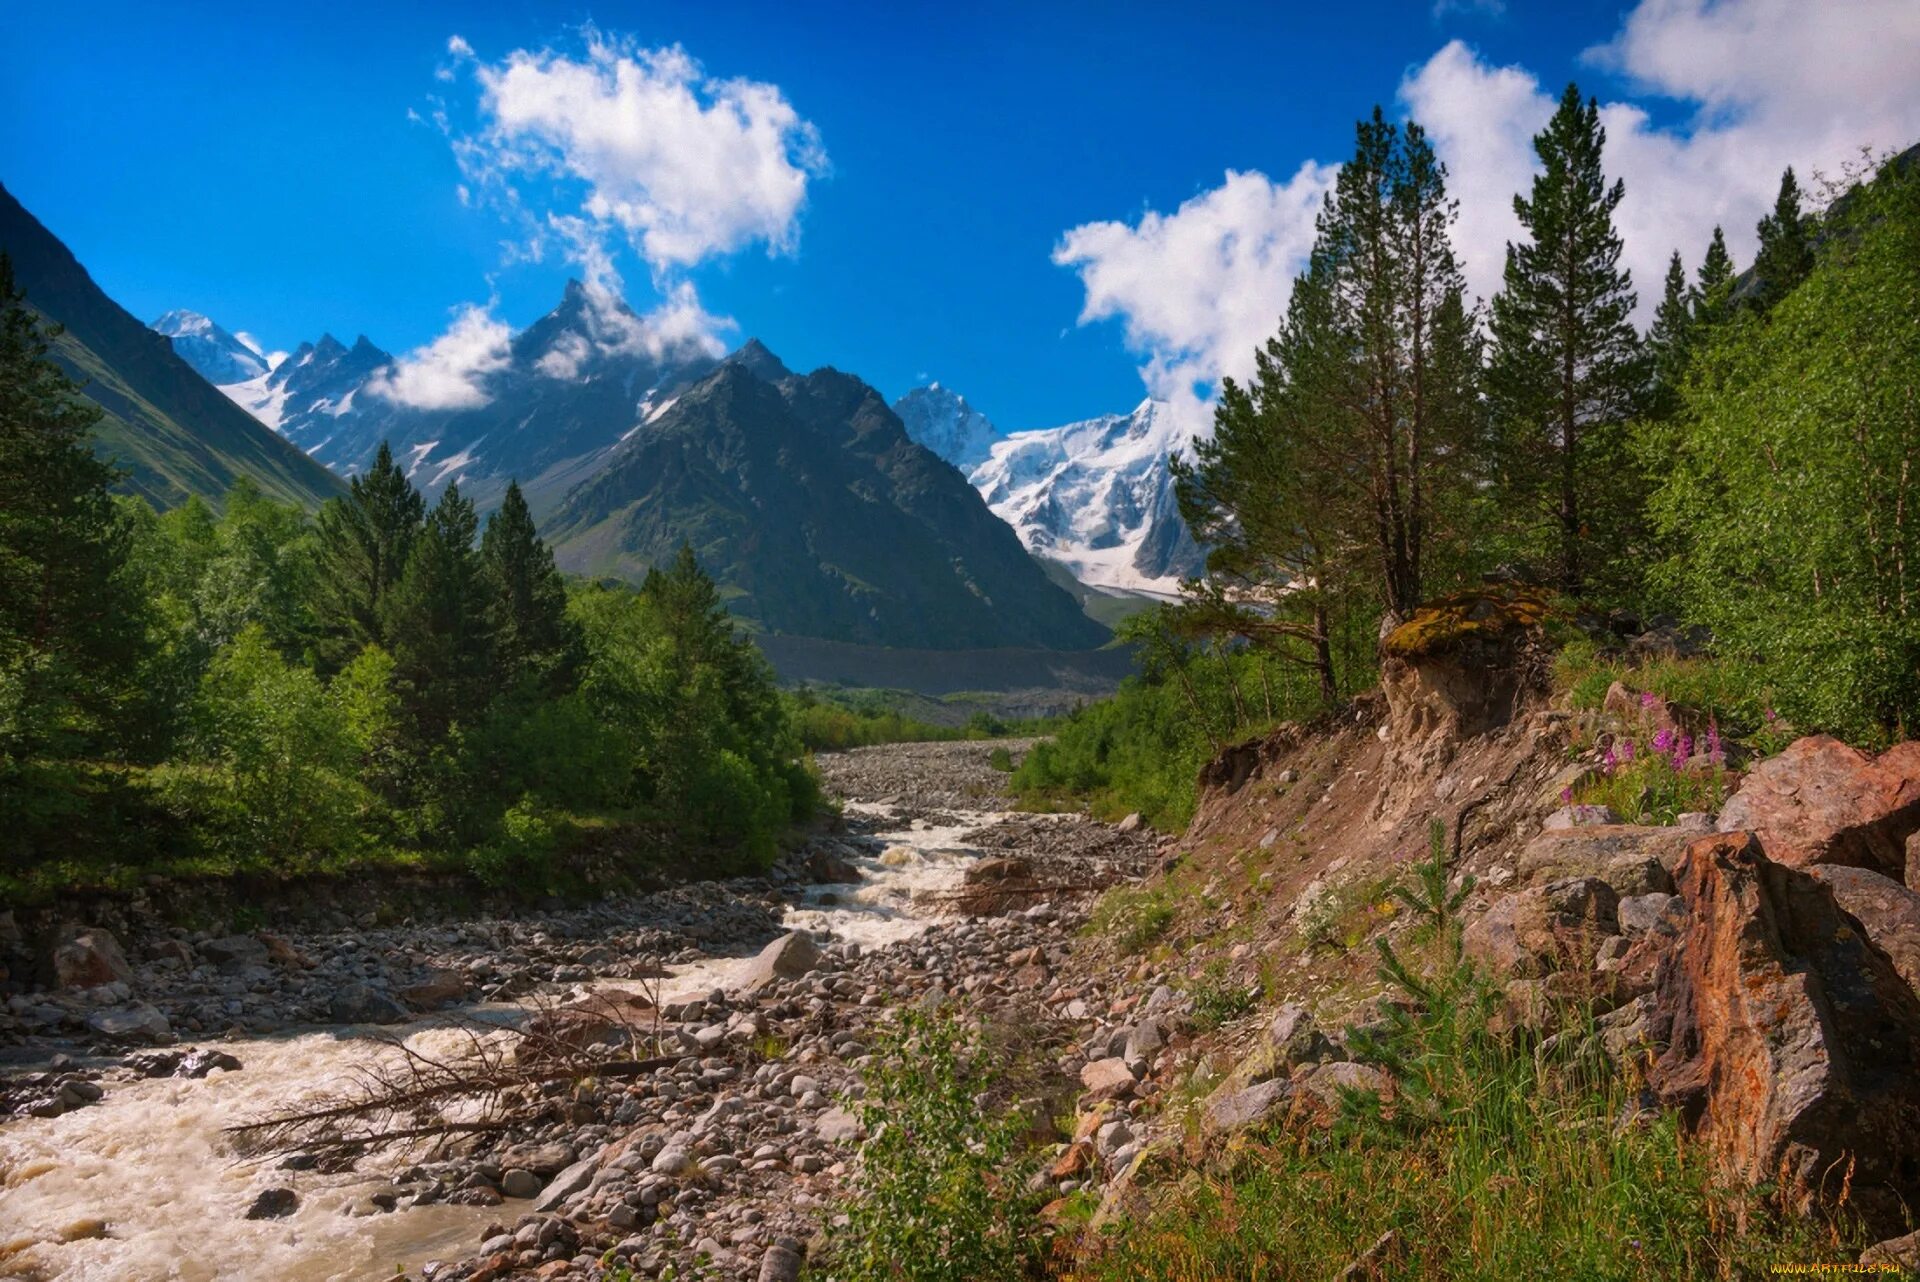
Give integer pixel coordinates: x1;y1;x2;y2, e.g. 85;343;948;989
480;480;581;693
1751;167;1813;313
0;254;146;763
312;440;423;670
1692;226;1737;331
1486;83;1643;597
382;482;490;744
1645;251;1695;419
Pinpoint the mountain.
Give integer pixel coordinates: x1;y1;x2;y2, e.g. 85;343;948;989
159;279;719;512
150;309;272;384
968;398;1203;594
891;382;1002;468
543;350;1109;651
0;182;342;509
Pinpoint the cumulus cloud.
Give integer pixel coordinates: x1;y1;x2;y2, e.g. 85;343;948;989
368;303;512;410
453;30;826;276
1057;0;1920;433
1052;164;1336;430
535;280;731;381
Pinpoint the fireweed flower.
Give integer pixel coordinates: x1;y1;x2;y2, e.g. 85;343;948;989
1706;719;1724;766
1673;735;1693;768
1619;739;1636;763
1561;786;1574;804
1653;728;1675;753
1640;691;1658;710
1602;746;1618;774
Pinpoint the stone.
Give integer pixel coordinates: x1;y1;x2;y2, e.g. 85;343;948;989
1861;1230;1920;1269
651;1146;694;1176
1616;892;1680;937
963;856;1033;884
1646;832;1920;1236
500;1169;541;1199
1048;1140;1093;1179
1805;864;1920;999
1542;804;1624;830
85;1001;170;1042
1463;877;1620;979
1716;735;1920;878
398;970;468;1010
1116;813;1144;834
808;847;861;884
50;926;133;990
1516;826;1685;894
498;1142;576;1177
1297;1061;1393;1110
1203;1078;1293;1134
1219;1004;1334;1094
734;932;821;996
328;983;410;1025
201;935;269;968
816;1107;864;1145
1122;1019;1166;1061
759;1238;806;1282
532;1154;597;1212
1078;1057;1135;1093
245;1187;298;1220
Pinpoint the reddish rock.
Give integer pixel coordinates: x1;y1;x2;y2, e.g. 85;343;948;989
1806;864;1920;1000
1462;877;1619;979
1047;1140;1093;1179
1716;735;1920;878
49;926;133;990
398;969;469;1010
1646;832;1920;1234
964;856;1033;884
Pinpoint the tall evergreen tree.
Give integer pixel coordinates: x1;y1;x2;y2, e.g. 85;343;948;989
1645;250;1695;419
1692;226;1737;331
0;254;146;764
480;480;581;693
312;440;423;670
1486;82;1643;596
383;482;490;744
1751;167;1813;313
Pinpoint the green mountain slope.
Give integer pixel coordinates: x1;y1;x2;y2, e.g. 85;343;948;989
545;348;1110;651
0;181;342;509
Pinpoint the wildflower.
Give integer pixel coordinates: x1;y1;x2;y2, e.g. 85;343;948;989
1673;734;1693;769
1560;786;1574;804
1619;738;1636;763
1706;719;1724;767
1602;746;1618;774
1640;690;1658;710
1652;727;1675;753
1764;706;1779;726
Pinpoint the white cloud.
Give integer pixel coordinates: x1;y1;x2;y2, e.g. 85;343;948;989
454;30;826;276
1058;0;1920;426
368;303;512;410
1052;165;1336;432
1433;0;1505;17
534;280;731;380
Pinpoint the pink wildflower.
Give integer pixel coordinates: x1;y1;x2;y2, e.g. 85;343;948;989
1706;719;1724;767
1640;691;1659;710
1653;728;1675;752
1619;739;1636;763
1561;786;1574;804
1673;734;1693;768
1602;746;1618;774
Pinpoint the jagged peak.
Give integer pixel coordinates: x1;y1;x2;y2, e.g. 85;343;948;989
726;338;793;383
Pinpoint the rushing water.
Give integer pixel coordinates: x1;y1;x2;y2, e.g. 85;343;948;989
0;806;1004;1282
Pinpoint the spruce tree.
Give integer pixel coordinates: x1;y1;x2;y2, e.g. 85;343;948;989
480;480;581;693
1692;226;1737;331
1646;251;1695;419
0;254;146;763
382;482;490;744
312;440;423;670
1751;167;1813;313
1486;82;1643;597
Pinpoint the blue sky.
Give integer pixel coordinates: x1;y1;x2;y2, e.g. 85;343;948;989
6;1;1920;431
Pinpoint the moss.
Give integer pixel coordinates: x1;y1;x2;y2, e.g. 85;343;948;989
1381;586;1551;660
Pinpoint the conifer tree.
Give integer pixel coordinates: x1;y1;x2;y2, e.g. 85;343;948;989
312;440;423;669
1751;167;1813;313
1486;83;1643;596
480;480;581;693
1692;226;1737;331
383;482;490;744
0;254;146;762
1645;251;1695;419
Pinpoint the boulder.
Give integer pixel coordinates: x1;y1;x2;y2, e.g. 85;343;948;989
50;926;133;990
85;1002;170;1042
1203;1078;1293;1135
1716;735;1920;878
200;935;269;969
1463;878;1620;979
1297;1061;1393;1110
734;931;821;997
1616;892;1681;937
328;984;410;1025
1516;826;1686;894
244;1188;298;1220
1861;1231;1920;1270
1646;832;1920;1235
1219;1004;1334;1094
532;1154;598;1212
398;969;468;1011
1805;864;1920;999
963;856;1033;884
497;1141;576;1177
807;847;862;884
816;1106;864;1145
1078;1057;1136;1093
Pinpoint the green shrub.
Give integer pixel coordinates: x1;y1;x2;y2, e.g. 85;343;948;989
469;795;557;889
1088;885;1176;955
830;1009;1038;1282
987;746;1014;773
1188;961;1256;1030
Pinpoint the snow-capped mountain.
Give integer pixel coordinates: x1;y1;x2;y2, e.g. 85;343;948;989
151;309;274;384
891;383;1002;469
967;398;1203;595
151;279;719;507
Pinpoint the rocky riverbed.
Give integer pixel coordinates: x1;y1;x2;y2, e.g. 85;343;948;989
0;741;1160;1281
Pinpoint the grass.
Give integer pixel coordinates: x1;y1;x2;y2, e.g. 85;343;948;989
1087;884;1177;955
1553;638;1780;742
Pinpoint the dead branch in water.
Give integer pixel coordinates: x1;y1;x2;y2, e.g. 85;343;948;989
226;977;680;1161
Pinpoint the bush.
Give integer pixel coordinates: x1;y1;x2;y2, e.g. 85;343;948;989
830;1009;1038;1282
468;795;557;889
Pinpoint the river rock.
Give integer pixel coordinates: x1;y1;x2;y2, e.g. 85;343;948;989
245;1187;298;1220
398;969;468;1010
86;1001;170;1042
734;932;821;996
1646;831;1920;1235
532;1154;598;1212
329;983;409;1025
497;1141;576;1177
816;1107;864;1145
1716;735;1920;878
758;1236;806;1282
499;1168;540;1199
201;935;269;969
51;926;133;990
